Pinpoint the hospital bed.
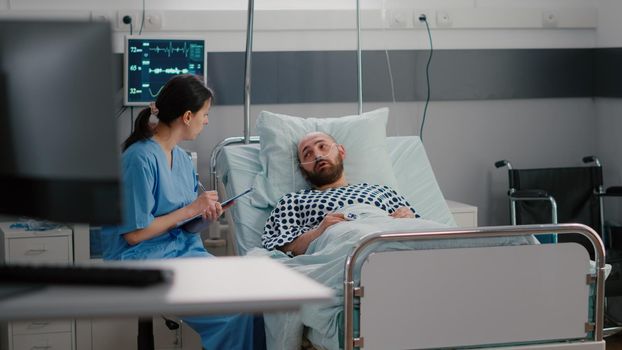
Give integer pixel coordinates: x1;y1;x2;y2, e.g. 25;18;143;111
210;135;606;350
206;2;606;348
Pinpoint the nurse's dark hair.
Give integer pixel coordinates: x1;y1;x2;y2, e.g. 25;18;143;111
122;74;213;151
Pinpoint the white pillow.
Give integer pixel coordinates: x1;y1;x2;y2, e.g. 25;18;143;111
250;107;400;208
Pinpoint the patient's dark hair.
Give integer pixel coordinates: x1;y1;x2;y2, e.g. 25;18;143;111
122;75;213;151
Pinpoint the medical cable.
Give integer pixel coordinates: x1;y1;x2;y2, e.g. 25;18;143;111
380;0;398;136
122;15;133;35
115;106;127;119
197;180;208;193
418;15;433;143
130;107;134;133
385;51;397;105
138;0;146;35
299;144;337;165
380;1;397;106
384;37;398;137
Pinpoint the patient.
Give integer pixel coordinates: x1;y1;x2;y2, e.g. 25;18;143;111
263;131;420;256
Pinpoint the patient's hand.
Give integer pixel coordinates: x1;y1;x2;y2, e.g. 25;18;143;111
318;212;347;233
279;213;346;256
390;207;415;219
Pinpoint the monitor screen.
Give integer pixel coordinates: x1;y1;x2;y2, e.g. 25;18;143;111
124;36;207;106
0;20;122;225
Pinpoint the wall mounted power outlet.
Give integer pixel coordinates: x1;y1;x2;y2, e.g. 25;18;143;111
90;10;115;24
116;10;141;31
413;10;433;28
542;10;558;28
385;9;412;29
436;11;452;27
143;11;163;31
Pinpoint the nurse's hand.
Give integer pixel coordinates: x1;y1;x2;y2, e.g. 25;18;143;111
192;191;223;221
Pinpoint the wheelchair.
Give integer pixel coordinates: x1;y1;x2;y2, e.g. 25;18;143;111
495;156;622;250
495;156;622;329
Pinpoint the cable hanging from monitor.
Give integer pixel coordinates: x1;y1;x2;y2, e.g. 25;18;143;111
130;107;134;133
418;15;434;143
122;15;133;35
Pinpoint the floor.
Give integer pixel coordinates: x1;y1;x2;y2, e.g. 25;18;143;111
608;332;622;349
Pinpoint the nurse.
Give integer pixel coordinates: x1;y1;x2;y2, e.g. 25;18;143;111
101;75;264;350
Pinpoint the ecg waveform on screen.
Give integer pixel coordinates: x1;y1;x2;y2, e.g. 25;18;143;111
148;42;203;60
148;86;166;98
148;67;191;75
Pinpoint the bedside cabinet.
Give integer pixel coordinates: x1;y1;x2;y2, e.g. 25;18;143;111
446;200;478;227
0;222;75;350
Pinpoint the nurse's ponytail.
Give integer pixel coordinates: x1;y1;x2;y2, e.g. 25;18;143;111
122;74;213;152
122;108;153;151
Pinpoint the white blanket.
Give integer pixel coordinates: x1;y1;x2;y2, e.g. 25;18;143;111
249;204;535;350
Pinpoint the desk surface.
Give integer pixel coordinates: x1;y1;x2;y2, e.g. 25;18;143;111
0;256;334;321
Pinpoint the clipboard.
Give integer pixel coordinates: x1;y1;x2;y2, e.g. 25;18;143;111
179;187;253;233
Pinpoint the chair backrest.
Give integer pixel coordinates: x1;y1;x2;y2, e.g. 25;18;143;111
508;166;603;254
509;166;602;228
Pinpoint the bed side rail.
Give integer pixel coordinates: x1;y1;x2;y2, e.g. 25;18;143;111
343;223;605;350
209;136;260;190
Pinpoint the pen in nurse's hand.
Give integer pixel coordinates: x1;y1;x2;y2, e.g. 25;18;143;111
197;180;208;193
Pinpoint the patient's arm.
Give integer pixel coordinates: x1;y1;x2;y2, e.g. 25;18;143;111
278;213;346;256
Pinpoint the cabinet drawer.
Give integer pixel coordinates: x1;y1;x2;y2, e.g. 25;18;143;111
12;320;72;335
7;237;71;263
12;332;72;350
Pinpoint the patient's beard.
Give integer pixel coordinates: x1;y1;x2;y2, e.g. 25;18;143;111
302;158;344;188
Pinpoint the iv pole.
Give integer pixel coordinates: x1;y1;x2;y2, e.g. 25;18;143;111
241;0;364;144
356;0;363;115
243;0;255;143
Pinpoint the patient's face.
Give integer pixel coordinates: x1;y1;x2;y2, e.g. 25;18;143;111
298;133;344;188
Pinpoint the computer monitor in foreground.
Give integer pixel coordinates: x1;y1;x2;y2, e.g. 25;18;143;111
0;20;122;225
124;36;206;106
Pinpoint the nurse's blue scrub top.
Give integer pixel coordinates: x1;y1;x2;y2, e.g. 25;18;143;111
101;138;208;260
100;139;262;350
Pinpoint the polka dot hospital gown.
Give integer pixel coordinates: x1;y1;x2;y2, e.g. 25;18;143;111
262;183;419;250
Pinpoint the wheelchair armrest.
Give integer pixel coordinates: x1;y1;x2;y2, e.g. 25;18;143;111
582;155;601;166
603;186;622;197
509;189;550;198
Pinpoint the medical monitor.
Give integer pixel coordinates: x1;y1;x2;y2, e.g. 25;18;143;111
0;20;122;225
124;36;207;106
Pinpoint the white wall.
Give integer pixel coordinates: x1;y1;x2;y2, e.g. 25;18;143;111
0;0;599;52
2;0;609;225
596;0;622;47
423;98;597;225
